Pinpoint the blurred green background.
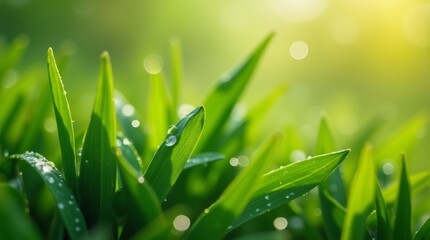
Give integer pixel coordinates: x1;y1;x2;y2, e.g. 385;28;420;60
1;0;429;169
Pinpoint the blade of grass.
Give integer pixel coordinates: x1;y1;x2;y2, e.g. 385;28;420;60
116;145;162;238
393;154;412;240
12;152;87;239
115;91;148;167
170;37;182;121
375;180;392;240
0;184;42;240
197;33;274;151
47;48;77;192
78;52;117;227
184;152;225;170
341;145;376;240
144;106;204;200
414;216;430;240
117;134;142;172
315;117;346;240
231;149;350;230
185;133;282;240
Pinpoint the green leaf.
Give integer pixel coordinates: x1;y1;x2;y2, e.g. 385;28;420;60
375;113;427;163
115;91;148;166
375;181;392;240
315;117;345;240
147;70;173;152
13;152;87;239
198;33;274;151
393;155;412;240
414;216;430;240
185;133;282;240
117;144;162;238
184;152;225;170
144;106;205;200
0;184;42;240
79;52;117;227
341;145;376;240
232;149;350;230
47;48;77;192
169;37;183;120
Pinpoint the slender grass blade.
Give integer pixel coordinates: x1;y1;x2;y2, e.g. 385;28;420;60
47;48;76;192
79;52;117;227
341;145;375;240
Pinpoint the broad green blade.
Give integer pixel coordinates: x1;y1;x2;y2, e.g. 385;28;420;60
185;133;282;240
341;145;376;240
393;155;412;240
0;35;29;83
170;37;183;121
184;152;225;170
144;106;204;200
0;184;42;240
414;216;430;240
231;149;350;230
47;48;77;192
375;113;427;163
13;152;87;239
375;181;392;240
117;149;162;238
147;71;173;152
198;33;274;151
115;91;148;166
79;52;117;227
383;170;430;205
315;117;345;240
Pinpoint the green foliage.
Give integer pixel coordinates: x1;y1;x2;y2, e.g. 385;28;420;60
0;34;429;240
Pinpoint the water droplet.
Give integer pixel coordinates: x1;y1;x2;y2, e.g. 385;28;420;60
75;226;80;232
77;148;83;157
165;135;177;147
229;157;239;167
173;215;190;232
265;195;270;200
123;138;130;145
273;217;288;230
3;150;9;157
121;104;135;117
48;177;55;184
137;176;145;184
382;162;395;175
255;208;260;212
58;183;63;187
84;159;89;164
43;165;53;173
167;125;178;134
267;202;272;207
75;218;80;223
68;200;74;205
131;120;140;128
204;208;209;213
58;203;64;209
228;225;233;230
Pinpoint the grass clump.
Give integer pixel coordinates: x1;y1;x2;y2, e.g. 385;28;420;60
0;34;429;240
